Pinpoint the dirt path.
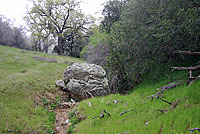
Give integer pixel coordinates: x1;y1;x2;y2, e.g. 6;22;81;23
54;108;71;134
35;90;75;134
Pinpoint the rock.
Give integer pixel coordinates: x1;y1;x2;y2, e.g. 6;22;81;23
33;56;57;63
56;80;66;89
63;63;110;100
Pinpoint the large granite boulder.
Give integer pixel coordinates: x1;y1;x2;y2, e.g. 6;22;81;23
57;63;110;100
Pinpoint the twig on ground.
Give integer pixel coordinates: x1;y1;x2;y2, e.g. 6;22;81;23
161;99;172;105
155;109;168;114
107;100;119;105
188;128;200;134
92;109;111;119
119;109;136;116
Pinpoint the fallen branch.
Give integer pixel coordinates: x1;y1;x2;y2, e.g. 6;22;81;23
170;99;181;110
155;109;168;114
161;99;172;105
92;109;111;119
187;75;200;87
107;100;119;105
146;81;185;99
157;99;181;114
161;99;181;110
171;65;200;71
120;109;136;116
173;50;200;55
188;128;200;134
103;109;111;117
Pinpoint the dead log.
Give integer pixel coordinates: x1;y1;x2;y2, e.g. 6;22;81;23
119;109;136;116
173;50;200;55
188;128;200;134
146;81;185;99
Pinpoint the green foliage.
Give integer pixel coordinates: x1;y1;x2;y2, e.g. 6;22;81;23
76;71;200;134
80;28;109;66
99;0;200;92
41;97;49;105
101;0;126;33
0;15;27;49
88;30;108;47
25;0;93;55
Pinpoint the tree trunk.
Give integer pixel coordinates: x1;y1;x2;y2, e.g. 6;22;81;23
69;36;74;57
58;36;65;55
42;39;49;53
43;44;49;53
38;39;42;52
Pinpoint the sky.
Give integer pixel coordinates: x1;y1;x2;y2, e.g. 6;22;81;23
0;0;107;27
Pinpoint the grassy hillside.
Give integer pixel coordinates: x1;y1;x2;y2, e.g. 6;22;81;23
0;45;199;134
77;72;200;133
0;45;85;133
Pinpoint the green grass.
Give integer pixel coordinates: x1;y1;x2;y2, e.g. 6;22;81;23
0;45;85;133
0;45;199;134
77;72;200;134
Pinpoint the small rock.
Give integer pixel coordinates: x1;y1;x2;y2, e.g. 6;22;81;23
70;98;76;103
56;80;66;89
65;119;70;124
88;102;92;107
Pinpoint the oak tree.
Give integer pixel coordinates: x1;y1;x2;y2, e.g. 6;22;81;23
25;0;93;55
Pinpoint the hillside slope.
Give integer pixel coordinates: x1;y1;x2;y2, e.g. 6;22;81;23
0;45;85;133
0;45;199;134
76;70;200;133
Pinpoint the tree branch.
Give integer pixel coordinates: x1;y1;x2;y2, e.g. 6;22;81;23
174;50;200;55
92;109;111;119
146;81;185;99
188;128;200;134
161;99;172;105
61;9;70;33
119;109;136;116
171;65;200;71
